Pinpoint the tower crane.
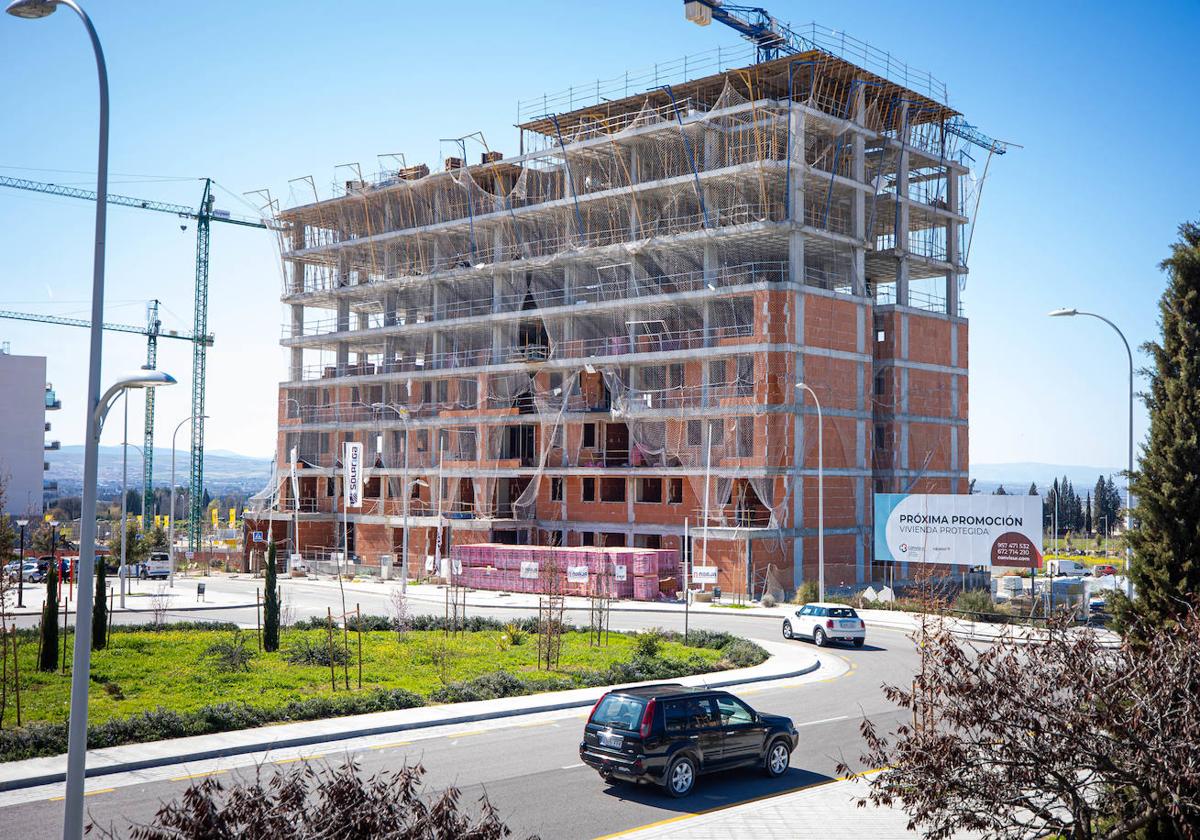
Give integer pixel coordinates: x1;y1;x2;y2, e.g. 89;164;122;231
0;175;269;549
0;300;212;520
681;1;1010;155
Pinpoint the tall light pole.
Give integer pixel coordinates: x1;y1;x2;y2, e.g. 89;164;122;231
373;403;410;588
6;2;110;836
1049;308;1134;573
796;383;824;602
169;414;204;588
16;519;29;608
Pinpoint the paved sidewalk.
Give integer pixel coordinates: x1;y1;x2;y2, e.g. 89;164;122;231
610;774;924;839
6;575;255;617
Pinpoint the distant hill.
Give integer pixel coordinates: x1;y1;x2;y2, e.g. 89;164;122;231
971;462;1127;495
46;445;272;494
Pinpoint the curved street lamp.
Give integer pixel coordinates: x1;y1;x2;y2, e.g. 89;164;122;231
796;382;824;602
6;2;112;836
1048;308;1134;574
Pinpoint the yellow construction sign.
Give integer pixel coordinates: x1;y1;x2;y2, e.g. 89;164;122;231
210;506;219;527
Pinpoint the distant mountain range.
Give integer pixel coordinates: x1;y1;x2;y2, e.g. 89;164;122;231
970;462;1127;495
46;445;272;495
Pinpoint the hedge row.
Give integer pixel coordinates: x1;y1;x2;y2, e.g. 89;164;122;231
0;688;424;763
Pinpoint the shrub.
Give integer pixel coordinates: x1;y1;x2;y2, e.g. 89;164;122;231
0;689;425;763
761;593;777;608
284;636;349;667
794;580;819;605
86;760;527;840
201;632;255;673
954;589;997;623
344;613;392;632
502;620;527;646
634;629;663;659
718;639;769;668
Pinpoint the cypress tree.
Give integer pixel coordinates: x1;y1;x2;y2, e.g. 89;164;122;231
1117;221;1200;633
39;564;59;672
263;536;280;652
93;556;108;650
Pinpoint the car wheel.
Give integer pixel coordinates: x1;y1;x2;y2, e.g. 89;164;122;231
764;739;791;777
853;637;865;648
782;621;793;640
664;755;696;798
813;627;827;647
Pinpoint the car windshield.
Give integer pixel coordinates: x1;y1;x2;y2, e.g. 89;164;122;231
591;694;647;731
827;607;858;618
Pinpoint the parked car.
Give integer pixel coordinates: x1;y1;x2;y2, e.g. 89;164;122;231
1093;564;1118;577
579;685;797;797
782;603;866;647
142;552;171;580
1047;558;1089;577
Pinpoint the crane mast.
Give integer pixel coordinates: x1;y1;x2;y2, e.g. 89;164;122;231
0;174;265;550
0;302;210;521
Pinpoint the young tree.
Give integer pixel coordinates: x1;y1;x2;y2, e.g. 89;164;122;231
1117;221;1200;633
263;537;280;652
93;556;108;650
993;484;1008;496
846;610;1200;838
39;564;59;672
1085;490;1093;536
1028;482;1038;496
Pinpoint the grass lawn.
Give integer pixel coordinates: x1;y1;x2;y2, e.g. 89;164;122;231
2;627;723;730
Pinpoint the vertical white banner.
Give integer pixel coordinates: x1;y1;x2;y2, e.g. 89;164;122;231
343;442;363;507
289;445;300;509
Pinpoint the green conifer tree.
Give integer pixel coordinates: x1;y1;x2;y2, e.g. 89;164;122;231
1117;221;1200;633
39;564;59;672
263;536;280;652
93;556;108;650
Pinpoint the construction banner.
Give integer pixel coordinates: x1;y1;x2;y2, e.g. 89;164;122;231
136;515;143;530
228;508;236;528
343;441;363;507
210;506;219;528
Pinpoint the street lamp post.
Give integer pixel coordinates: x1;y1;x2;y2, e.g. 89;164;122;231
1049;308;1135;574
169;414;204;588
373;403;410;589
796;383;825;603
16;519;28;608
5;2;113;836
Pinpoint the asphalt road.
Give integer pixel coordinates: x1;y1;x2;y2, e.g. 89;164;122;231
0;578;919;839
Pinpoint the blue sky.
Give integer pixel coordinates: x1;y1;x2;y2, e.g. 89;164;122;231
1;1;1197;469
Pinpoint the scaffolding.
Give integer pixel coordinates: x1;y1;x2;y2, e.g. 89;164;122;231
255;37;981;592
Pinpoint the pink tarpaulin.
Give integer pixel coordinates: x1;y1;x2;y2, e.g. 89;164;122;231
449;543;678;601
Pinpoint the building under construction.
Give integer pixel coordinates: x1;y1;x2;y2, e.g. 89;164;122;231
248;29;990;597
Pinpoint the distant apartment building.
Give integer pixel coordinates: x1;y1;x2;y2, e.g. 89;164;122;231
0;346;60;516
248;36;980;596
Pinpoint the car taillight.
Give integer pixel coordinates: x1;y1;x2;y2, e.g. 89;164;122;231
639;699;656;739
859;619;865;628
588;692;607;723
825;619;834;629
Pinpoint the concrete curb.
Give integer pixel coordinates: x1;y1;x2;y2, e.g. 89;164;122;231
8;602;257;618
0;644;822;794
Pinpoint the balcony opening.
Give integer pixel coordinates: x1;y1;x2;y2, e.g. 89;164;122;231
732;480;770;527
600;477;626;503
636;477;662;504
604;421;629;467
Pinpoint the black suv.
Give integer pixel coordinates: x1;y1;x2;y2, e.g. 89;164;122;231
579;684;798;797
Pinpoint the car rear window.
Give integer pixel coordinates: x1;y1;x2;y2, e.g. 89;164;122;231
591;694;646;731
827;607;858;618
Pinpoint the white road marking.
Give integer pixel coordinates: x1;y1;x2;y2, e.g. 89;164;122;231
795;714;850;728
561;762;585;770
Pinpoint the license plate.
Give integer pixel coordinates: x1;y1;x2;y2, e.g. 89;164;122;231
838;620;857;629
597;731;623;749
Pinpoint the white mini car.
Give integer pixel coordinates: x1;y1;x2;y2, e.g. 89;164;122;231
782;603;866;648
